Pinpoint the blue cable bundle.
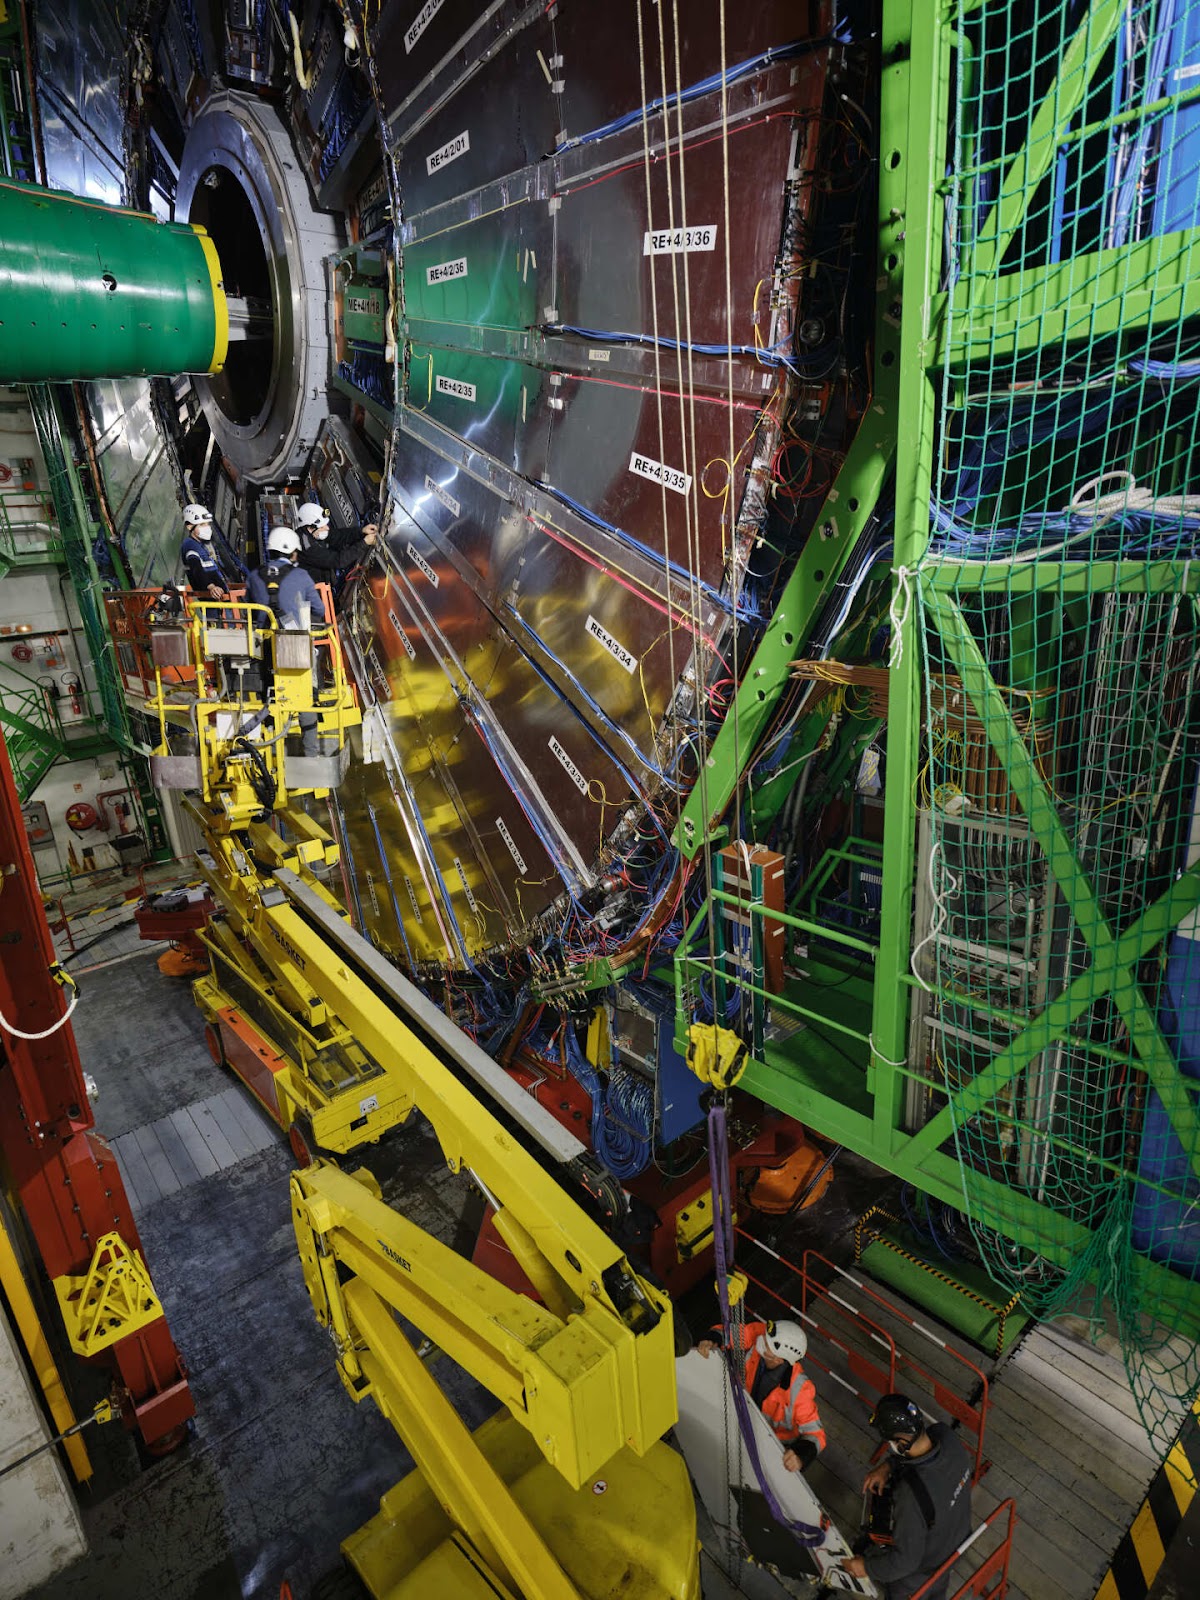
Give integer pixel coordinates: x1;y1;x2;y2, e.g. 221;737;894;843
560;1023;654;1180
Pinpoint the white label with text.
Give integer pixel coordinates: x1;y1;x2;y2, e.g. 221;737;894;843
435;374;476;401
643;224;717;255
549;735;588;795
388;608;416;660
588;348;611;362
425;475;461;518
496;816;527;874
629;450;692;496
426;255;467;285
585;614;636;674
404;877;424;924
359;1093;380;1116
427;128;470;175
404;0;443;53
406;542;439;587
454;858;480;917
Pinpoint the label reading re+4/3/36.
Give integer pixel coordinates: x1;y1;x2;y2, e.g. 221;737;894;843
643;224;717;255
435;374;476;402
549;735;588;795
427;129;469;175
629;450;692;497
585;614;636;674
426;256;467;286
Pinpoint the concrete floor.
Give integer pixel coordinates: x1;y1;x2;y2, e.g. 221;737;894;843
30;928;493;1600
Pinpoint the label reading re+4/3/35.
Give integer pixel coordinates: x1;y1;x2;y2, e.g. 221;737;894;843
629;450;692;497
496;816;527;874
435;374;476;401
426;256;467;286
585;614;636;674
549;735;588;795
427;129;469;175
406;542;439;587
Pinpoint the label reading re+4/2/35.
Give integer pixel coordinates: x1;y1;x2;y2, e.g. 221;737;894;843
435;374;476;401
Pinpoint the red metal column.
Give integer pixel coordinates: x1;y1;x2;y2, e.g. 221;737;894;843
0;727;194;1449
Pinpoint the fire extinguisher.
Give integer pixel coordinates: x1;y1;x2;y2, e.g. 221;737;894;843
60;672;83;716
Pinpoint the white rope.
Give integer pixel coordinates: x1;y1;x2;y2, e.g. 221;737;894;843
909;838;956;994
888;564;914;669
0;981;79;1040
868;1032;907;1068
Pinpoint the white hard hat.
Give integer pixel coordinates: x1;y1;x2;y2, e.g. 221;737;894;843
183;503;213;533
267;526;300;556
758;1320;807;1364
296;503;330;532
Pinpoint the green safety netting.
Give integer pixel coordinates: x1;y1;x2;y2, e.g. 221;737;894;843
913;0;1200;1447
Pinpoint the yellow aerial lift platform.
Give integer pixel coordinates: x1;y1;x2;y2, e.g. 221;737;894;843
145;591;414;1157
144;587;700;1596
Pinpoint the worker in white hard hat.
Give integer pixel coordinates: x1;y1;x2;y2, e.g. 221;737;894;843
294;500;378;588
697;1315;826;1471
180;503;231;600
246;527;329;755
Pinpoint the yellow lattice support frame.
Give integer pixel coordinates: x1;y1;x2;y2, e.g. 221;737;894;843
53;1232;163;1357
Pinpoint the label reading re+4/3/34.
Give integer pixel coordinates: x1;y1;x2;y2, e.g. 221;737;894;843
585;614;636;674
496;816;527;874
424;474;461;518
629;450;692;497
426;256;467;286
549;735;588;795
435;374;476;402
427;129;469;175
406;542;439;587
643;224;717;255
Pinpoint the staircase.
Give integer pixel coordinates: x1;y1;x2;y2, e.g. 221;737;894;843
0;668;65;802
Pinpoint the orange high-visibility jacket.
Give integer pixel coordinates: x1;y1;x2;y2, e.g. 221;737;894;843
731;1319;826;1452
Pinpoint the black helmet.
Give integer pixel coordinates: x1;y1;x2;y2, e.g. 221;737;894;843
869;1393;925;1441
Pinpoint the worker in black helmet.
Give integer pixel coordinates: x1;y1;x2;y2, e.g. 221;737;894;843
838;1392;973;1599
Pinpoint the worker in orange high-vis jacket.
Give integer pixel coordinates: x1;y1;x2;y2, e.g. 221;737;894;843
697;1317;826;1471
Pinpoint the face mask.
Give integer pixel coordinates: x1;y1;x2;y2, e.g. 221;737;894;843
192;526;212;541
886;1437;915;1457
314;527;329;540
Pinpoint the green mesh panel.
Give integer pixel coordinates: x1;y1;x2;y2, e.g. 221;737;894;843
913;0;1200;1444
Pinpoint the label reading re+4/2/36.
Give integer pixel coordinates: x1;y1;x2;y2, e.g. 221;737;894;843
404;0;443;53
426;256;467;286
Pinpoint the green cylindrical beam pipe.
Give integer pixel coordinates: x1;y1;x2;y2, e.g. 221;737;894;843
0;177;228;382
